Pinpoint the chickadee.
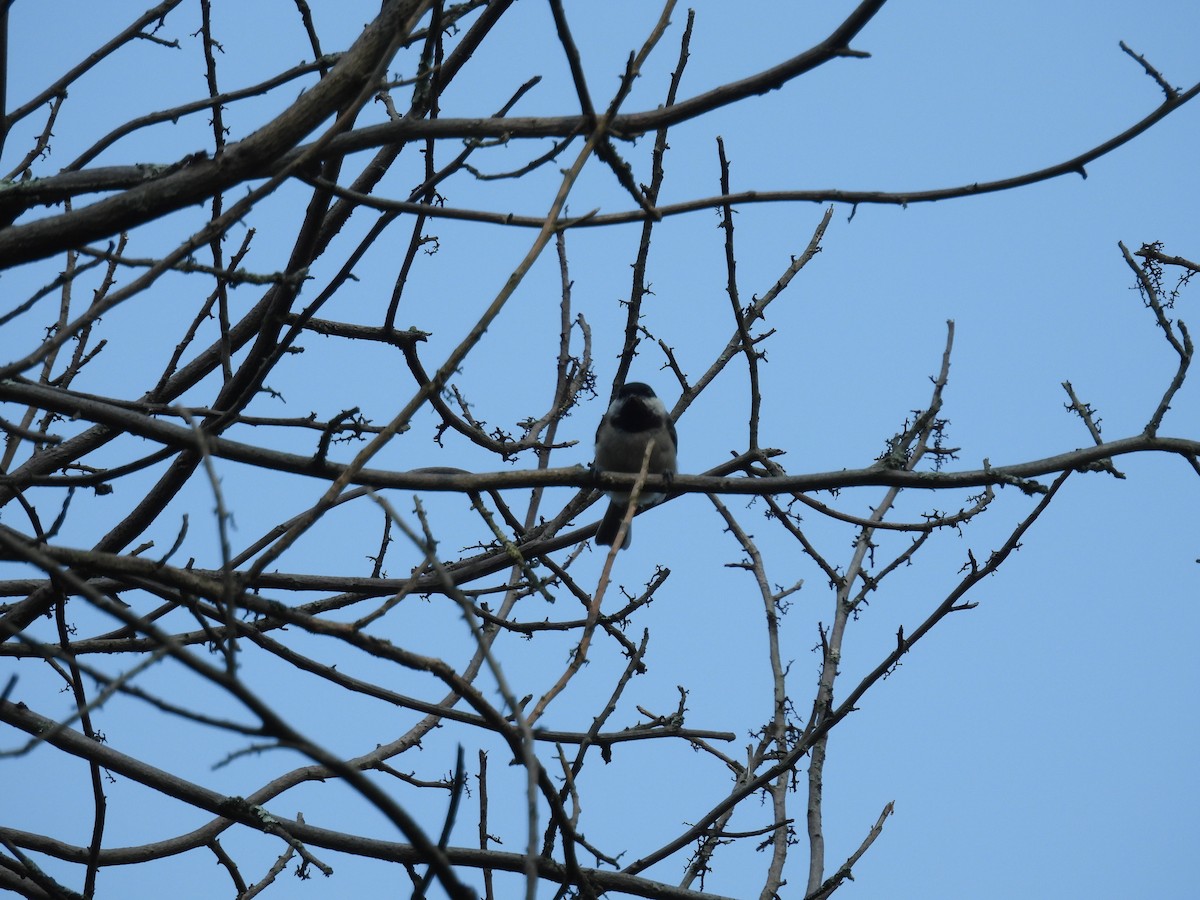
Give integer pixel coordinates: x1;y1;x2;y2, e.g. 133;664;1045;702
593;382;678;549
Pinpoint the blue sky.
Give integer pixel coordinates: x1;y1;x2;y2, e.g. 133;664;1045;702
2;2;1198;898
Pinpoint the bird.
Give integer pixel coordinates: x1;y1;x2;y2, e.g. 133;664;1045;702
593;382;678;549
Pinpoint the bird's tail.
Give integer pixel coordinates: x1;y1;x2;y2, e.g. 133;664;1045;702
595;502;632;549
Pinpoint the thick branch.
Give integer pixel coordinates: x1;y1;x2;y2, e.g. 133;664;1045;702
2;378;1196;502
0;0;432;268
